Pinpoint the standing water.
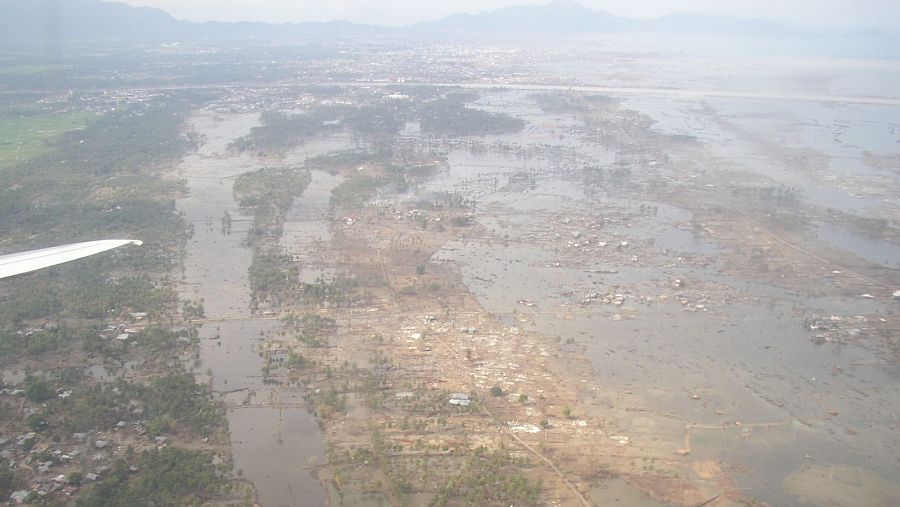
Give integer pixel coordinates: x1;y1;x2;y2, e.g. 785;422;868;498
174;111;338;507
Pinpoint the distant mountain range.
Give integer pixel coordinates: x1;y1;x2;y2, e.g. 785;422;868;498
0;0;385;47
0;0;892;50
417;0;626;34
416;0;798;37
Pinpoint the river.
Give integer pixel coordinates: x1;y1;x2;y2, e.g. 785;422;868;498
174;110;342;507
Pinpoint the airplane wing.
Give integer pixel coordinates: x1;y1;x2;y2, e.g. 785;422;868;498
0;240;143;279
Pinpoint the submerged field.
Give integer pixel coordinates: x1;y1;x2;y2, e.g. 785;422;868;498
166;79;899;506
1;37;899;507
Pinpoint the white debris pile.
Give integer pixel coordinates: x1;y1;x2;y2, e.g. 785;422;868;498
507;421;541;433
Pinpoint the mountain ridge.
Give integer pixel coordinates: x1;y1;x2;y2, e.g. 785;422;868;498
0;0;887;48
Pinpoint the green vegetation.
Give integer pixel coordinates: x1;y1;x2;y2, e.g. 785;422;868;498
237;167;367;307
234;160;440;310
141;371;226;435
0;270;180;360
230;109;344;154
248;249;299;300
330;171;392;208
0;110;93;169
343;104;408;137
0;326;74;359
235;165;310;245
3;270;174;322
234;166;312;305
0;91;242;504
297;275;362;308
330;163;436;209
33;370;225;437
283;313;337;347
306;148;390;171
238;89;539;506
77;447;227;506
421;95;525;136
234;166;310;211
369;428;415;501
315;387;347;417
0;466;19;499
232;98;418;155
25;375;54;402
428;448;541;507
531;92;616;114
0;98;193;249
0;98;195;356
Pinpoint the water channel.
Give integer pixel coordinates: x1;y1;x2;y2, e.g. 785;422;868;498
175;111;340;507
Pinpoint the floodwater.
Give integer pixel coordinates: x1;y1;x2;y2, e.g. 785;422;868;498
170;83;897;505
175;111;341;507
814;221;900;270
281;169;343;270
620;95;900;218
429;90;900;506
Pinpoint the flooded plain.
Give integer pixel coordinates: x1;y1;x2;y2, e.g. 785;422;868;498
174;79;899;506
427;89;900;506
174;111;342;506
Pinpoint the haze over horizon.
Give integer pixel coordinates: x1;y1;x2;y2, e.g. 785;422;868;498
112;0;900;29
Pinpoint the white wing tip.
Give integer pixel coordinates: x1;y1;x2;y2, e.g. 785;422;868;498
0;239;145;279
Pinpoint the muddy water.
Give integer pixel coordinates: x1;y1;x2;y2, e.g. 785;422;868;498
622;95;900;218
175;111;341;507
428;102;900;505
281;169;343;273
813;221;900;270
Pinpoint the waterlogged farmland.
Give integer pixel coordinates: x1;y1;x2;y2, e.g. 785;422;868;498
1;32;899;507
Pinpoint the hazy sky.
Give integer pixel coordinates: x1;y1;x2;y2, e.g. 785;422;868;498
114;0;900;28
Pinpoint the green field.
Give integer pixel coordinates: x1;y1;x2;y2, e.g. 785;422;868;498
0;112;92;169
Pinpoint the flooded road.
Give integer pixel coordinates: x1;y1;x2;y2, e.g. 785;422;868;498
174;111;335;507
